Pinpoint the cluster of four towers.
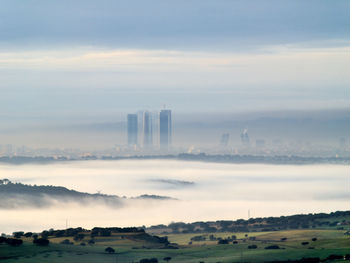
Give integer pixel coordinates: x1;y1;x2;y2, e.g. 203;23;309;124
127;109;172;150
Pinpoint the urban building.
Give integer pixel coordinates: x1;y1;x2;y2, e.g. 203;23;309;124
240;129;250;145
143;111;153;148
127;114;138;146
159;109;172;149
220;133;230;147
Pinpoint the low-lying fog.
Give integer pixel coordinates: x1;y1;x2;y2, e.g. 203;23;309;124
1;160;350;234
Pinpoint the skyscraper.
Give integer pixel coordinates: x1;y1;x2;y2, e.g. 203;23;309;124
159;109;172;149
127;114;138;146
143;111;153;148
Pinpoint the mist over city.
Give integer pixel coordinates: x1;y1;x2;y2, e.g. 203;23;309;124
1;1;350;262
0;108;349;158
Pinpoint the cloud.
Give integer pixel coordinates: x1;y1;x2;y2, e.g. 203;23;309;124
149;179;195;189
0;0;349;50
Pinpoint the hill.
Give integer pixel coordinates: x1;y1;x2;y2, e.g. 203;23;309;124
0;179;174;208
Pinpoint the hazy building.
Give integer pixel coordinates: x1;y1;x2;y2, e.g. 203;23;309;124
256;139;266;147
160;109;172;149
143;111;153;148
220;133;230;147
240;129;250;145
127;114;138;146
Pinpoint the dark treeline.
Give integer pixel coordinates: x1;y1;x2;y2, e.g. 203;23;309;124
9;226;171;249
1;153;350;165
0;179;172;208
0;179;114;198
147;211;350;234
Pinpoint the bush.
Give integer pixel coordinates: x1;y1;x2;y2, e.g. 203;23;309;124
33;238;49;246
24;232;33;238
105;247;115;254
5;238;23;246
41;231;49;239
299;257;320;263
311;238;317;241
190;235;206;242
73;233;85;241
218;239;229;245
13;232;24;238
301;242;309;246
248;244;257;249
326;254;343;261
60;239;73;245
140;258;158;263
264;245;280;249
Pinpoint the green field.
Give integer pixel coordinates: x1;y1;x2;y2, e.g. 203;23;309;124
1;229;350;263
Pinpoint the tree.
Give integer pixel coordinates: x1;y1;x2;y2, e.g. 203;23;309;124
218;239;229;244
6;238;23;246
24;232;33;238
73;233;85;241
33;238;49;246
13;232;24;238
264;245;280;249
41;231;49;239
105;247;115;254
163;257;172;262
140;259;158;263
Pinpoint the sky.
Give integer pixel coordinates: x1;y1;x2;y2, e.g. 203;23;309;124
0;0;350;120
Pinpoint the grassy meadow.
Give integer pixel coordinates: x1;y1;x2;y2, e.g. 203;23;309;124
1;229;350;263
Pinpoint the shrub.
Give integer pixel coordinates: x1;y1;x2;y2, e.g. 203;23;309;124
13;232;24;238
218;239;229;245
6;238;23;246
60;239;73;245
248;244;257;249
140;258;158;263
105;247;115;254
33;238;49;246
24;232;33;238
326;254;343;261
265;245;280;249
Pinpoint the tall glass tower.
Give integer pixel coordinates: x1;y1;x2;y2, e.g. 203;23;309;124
159;109;172;149
143;111;153;148
127;114;138;146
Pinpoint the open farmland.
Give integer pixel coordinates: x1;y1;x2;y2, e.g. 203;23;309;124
1;228;350;263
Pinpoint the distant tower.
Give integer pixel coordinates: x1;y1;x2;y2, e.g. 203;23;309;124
159;109;172;150
143;111;153;148
240;129;250;145
220;133;230;147
127;114;138;146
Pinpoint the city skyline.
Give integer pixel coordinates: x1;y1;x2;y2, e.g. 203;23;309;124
127;109;172;151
